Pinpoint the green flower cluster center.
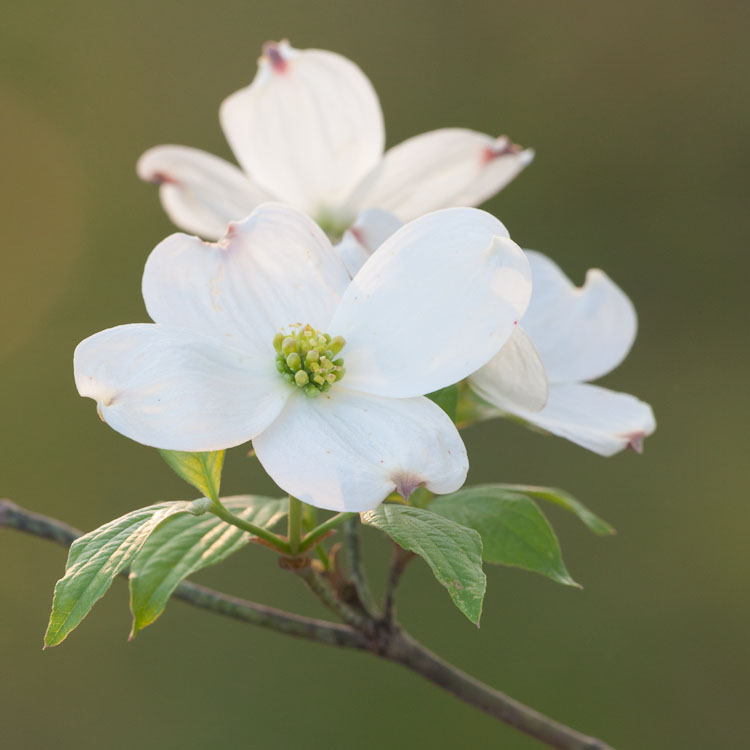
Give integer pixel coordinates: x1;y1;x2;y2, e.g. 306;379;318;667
274;324;346;397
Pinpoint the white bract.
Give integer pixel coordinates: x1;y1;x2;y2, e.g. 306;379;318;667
137;40;533;242
469;251;655;456
75;204;532;512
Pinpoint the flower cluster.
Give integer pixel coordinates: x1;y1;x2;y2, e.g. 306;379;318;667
76;40;655;512
273;325;346;396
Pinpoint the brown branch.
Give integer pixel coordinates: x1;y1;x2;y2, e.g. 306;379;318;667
1;499;615;750
383;628;614;750
171;580;368;649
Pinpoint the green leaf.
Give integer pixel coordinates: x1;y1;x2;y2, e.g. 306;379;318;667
44;501;193;647
361;505;485;624
494;484;615;536
129;495;288;637
159;449;225;502
430;486;580;588
426;384;459;422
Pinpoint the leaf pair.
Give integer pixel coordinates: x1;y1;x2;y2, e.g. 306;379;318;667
361;485;613;625
44;495;287;647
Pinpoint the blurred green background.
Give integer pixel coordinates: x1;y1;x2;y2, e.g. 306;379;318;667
1;1;747;748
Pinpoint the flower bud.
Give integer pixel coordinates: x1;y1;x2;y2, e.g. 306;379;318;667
329;336;346;356
286;352;302;371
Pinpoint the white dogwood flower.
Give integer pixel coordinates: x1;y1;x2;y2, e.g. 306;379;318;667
137;40;533;242
469;251;655;456
75;204;532;512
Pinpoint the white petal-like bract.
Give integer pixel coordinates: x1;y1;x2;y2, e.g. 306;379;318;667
143;203;351;356
469;248;654;455
139;44;532;242
469;326;549;413
76;203;547;510
505;382;656;457
253;390;468;512
335;208;403;277
136;145;268;239
220;42;384;220
353;129;534;221
522;250;637;384
332;208;531;398
74;324;289;452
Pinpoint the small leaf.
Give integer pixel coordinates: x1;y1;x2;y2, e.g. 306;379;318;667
129;496;288;637
431;486;580;587
160;450;225;502
426;384;459;422
44;501;193;647
494;484;615;536
361;504;485;624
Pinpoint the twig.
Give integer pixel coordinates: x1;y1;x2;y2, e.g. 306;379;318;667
382;543;415;624
343;516;377;615
173;579;367;649
283;557;375;635
384;628;614;750
1;499;615;750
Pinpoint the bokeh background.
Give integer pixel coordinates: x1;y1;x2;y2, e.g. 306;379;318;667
2;1;748;748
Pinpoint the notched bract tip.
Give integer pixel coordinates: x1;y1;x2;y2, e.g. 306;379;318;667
393;474;425;502
146;170;179;186
482;135;527;163
627;432;646;453
262;40;290;73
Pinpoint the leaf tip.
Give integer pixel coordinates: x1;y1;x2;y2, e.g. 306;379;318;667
129;617;148;641
43;623;60;649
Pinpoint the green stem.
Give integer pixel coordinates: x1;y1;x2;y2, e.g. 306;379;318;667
314;544;331;570
288;496;303;555
210;500;290;554
299;511;356;552
302;505;331;569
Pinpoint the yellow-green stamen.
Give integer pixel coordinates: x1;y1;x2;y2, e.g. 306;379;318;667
274;324;346;397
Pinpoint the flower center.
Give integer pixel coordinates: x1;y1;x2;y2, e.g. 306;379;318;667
273;324;346;397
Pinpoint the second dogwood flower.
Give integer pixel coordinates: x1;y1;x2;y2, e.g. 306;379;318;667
138;40;533;241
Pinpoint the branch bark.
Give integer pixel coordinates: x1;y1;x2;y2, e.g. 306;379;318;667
383;628;613;750
0;499;615;750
